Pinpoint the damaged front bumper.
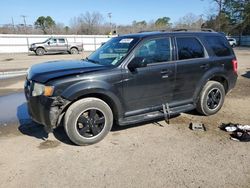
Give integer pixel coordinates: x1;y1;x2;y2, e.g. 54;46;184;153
25;94;70;132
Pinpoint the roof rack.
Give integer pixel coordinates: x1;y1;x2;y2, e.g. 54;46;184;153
137;30;163;33
172;28;215;32
138;28;215;33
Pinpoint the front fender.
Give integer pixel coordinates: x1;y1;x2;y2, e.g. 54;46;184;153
61;80;123;118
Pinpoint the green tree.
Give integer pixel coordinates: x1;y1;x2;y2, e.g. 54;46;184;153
34;16;56;34
203;0;250;38
204;12;231;33
133;20;147;27
224;0;250;36
155;17;171;28
132;20;147;32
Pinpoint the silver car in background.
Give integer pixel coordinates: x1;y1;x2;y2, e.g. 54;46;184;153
227;38;237;47
29;37;84;55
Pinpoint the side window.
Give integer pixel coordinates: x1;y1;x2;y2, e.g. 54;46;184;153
50;38;57;44
176;37;205;60
58;38;65;43
134;38;171;64
205;36;232;57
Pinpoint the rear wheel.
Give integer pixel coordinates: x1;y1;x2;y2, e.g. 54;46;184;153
70;47;79;54
35;48;45;56
196;81;225;116
64;98;113;145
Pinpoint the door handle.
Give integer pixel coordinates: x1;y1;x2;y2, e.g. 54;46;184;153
161;69;172;74
200;64;209;69
161;69;172;78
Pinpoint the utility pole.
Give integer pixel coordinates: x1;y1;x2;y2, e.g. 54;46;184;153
21;15;27;33
108;12;112;35
11;17;15;33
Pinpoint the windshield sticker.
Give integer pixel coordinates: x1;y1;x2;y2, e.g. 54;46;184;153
119;38;134;43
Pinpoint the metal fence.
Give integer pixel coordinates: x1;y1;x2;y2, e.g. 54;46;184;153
0;34;112;53
231;35;250;46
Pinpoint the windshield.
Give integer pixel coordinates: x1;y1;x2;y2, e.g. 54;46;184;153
87;37;139;66
43;37;52;43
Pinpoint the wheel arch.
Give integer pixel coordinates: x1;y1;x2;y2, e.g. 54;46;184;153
36;46;46;52
61;82;124;123
70;46;79;51
193;70;229;103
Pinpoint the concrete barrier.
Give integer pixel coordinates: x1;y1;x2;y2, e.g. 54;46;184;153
0;34;112;53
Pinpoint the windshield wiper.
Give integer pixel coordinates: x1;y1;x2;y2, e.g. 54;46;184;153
85;57;100;64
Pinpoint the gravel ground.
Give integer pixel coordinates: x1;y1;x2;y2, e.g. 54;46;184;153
0;52;91;72
0;48;249;188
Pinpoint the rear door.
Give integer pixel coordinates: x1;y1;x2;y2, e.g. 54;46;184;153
57;38;68;51
173;36;211;103
122;37;176;112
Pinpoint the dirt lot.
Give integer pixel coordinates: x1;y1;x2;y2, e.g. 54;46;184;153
0;52;91;71
0;49;250;188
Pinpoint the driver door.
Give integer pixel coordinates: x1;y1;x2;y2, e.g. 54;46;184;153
122;37;176;113
46;38;58;52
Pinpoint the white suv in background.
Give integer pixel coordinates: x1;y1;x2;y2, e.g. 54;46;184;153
227;38;237;47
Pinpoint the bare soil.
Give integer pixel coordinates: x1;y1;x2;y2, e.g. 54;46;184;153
0;49;250;188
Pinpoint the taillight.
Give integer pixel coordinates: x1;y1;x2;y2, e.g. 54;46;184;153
232;59;238;74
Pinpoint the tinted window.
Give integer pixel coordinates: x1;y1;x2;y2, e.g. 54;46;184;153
206;36;232;57
176;37;205;60
87;37;139;66
58;38;65;43
134;38;171;64
49;38;57;44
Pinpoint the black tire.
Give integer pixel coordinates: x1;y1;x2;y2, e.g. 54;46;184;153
64;98;113;145
70;47;79;54
196;81;225;116
35;47;45;56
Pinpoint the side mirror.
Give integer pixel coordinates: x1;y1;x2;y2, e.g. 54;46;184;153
128;57;147;71
47;41;50;45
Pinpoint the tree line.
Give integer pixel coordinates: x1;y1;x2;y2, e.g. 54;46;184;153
0;0;249;38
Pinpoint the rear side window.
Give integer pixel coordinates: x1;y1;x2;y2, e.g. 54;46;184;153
205;36;232;57
58;38;65;43
176;37;205;60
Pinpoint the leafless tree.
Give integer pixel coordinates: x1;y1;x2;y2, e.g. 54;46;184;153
71;11;104;34
174;13;204;29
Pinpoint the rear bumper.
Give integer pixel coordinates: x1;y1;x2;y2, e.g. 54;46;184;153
227;73;238;93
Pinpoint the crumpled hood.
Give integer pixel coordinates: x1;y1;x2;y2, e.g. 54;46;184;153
27;60;109;83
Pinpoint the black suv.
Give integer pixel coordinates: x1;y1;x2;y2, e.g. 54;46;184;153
25;30;238;145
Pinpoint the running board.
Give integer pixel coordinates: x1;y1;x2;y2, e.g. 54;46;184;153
118;104;195;126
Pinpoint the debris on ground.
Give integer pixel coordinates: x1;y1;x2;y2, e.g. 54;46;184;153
189;122;206;131
219;123;250;142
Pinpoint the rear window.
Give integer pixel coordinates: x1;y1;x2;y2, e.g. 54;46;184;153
205;36;232;57
176;37;205;60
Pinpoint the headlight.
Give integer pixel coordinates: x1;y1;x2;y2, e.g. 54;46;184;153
32;82;54;97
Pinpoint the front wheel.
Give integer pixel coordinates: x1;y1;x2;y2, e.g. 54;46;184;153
35;48;45;56
196;81;225;116
64;98;113;145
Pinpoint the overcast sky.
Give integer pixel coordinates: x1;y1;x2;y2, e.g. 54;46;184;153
0;0;213;26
